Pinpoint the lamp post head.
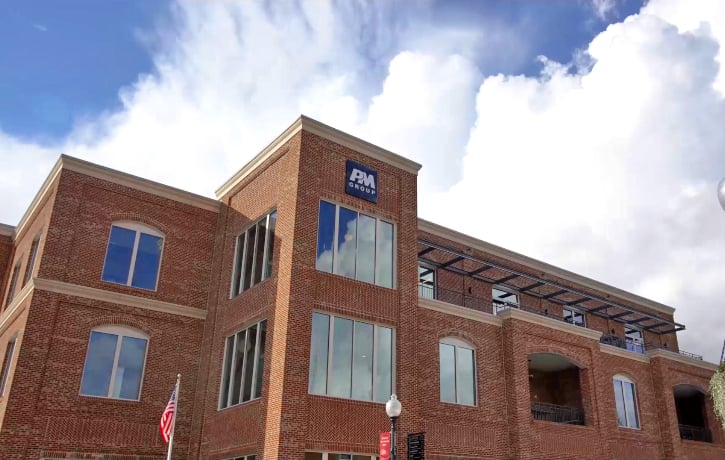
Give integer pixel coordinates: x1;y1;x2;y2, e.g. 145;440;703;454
718;177;725;211
386;394;402;418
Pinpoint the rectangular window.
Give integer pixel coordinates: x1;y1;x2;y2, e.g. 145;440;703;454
230;211;277;297
625;326;644;354
23;234;41;286
0;337;17;396
101;223;164;290
315;201;395;288
309;312;393;403
224;456;256;460
305;453;377;460
219;320;267;409
4;261;21;307
614;378;640;429
439;339;476;406
493;287;518;314
418;265;436;299
563;307;586;327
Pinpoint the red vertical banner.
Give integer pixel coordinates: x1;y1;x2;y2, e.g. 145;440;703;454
379;432;391;460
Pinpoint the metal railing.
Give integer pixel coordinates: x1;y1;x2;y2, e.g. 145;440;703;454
679;424;712;442
599;335;646;354
646;343;703;361
531;402;585;425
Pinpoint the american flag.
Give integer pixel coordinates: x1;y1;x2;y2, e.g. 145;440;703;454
160;386;177;443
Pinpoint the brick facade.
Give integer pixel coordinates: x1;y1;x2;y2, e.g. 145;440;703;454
0;116;721;459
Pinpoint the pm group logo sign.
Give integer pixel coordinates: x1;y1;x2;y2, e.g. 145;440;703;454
346;160;378;203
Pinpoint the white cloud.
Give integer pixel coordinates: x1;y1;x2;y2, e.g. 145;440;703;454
590;0;618;20
1;0;725;362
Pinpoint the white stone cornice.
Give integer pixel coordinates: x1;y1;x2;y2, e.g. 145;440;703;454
599;344;651;363
647;348;719;371
497;307;603;341
33;278;207;320
0;279;35;335
419;297;502;327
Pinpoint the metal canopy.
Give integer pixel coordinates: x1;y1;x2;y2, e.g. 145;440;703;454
418;239;685;334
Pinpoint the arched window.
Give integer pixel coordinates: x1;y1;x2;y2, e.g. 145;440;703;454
101;221;164;290
80;326;149;400
613;374;639;429
439;337;476;406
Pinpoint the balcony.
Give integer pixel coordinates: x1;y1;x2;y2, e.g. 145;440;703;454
599;334;645;354
679;424;712;442
532;402;585;425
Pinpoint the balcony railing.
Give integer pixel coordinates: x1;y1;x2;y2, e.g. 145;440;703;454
679;424;712;442
646;343;703;361
531;402;585;425
599;334;646;354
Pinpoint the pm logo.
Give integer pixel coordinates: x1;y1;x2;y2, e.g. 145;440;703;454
346;160;378;203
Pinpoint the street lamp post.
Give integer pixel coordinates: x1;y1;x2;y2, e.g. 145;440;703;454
718;177;725;211
385;394;402;460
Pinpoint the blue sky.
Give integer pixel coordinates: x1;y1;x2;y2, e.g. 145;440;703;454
0;0;643;142
1;0;725;362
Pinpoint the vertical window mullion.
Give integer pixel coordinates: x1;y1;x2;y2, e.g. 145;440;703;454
350;319;356;398
250;323;262;399
332;206;340;274
239;231;249;294
374;219;380;285
126;231;141;285
372;326;378;401
108;335;123;397
238;329;249;403
250;222;260;286
326;315;335;395
453;345;459;404
261;215;271;281
227;334;239;407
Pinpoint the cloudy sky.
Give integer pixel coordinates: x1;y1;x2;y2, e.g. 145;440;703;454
1;0;724;362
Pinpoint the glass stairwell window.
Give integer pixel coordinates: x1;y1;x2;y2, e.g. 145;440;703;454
418;264;436;299
493;287;518;314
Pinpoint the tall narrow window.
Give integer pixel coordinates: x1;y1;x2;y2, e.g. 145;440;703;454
315;201;395;288
439;337;476;406
613;375;640;429
4;261;21;306
492;287;518;314
219;320;267;408
23;233;41;286
0;336;17;396
230;211;277;297
309;312;393;402
80;326;148;400
418;265;436;299
101;222;164;290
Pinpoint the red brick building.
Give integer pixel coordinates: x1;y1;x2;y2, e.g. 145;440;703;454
0;116;722;460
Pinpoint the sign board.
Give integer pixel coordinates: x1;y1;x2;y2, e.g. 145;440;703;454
407;432;425;460
346;160;378;203
379;432;391;460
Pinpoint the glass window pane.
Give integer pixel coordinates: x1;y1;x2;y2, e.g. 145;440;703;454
242;324;258;402
81;332;118;397
220;335;235;407
253;220;267;285
418;265;435;299
304;454;323;460
439;343;456;403
231;331;246;405
376;221;394;288
316;202;336;273
242;226;257;291
5;264;20;304
114;336;147;399
623;381;639;428
231;234;245;296
309;313;330;395
24;237;40;285
330;317;353;398
102;226;136;284
456;347;476;405
351;322;373;400
131;233;162;289
375;326;392;402
0;339;16;396
254;320;267;399
335;207;357;279
264;212;277;279
356;214;376;284
614;380;627;427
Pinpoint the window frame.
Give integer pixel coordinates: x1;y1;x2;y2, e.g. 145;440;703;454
229;210;277;298
0;335;17;397
101;221;165;291
308;311;396;403
4;259;22;307
439;336;478;406
79;325;149;401
563;306;586;327
613;374;640;429
23;232;42;287
418;263;436;299
218;319;268;409
492;286;519;314
304;453;379;460
624;325;645;353
315;199;397;289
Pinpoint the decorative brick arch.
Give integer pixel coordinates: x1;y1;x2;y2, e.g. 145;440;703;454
84;314;154;338
108;212;169;235
526;345;587;370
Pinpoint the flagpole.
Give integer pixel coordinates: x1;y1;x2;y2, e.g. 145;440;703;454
166;374;181;460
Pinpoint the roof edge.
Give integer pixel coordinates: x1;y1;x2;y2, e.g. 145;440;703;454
418;218;676;316
215;114;422;199
0;224;15;237
13;156;64;241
